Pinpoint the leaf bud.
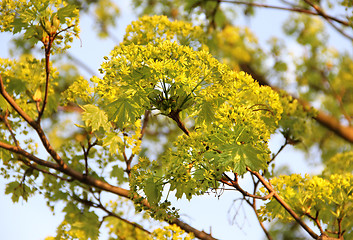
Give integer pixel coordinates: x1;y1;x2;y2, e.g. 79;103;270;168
51;14;60;34
40;16;51;33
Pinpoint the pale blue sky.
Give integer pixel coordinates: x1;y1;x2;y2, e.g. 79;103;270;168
0;1;351;240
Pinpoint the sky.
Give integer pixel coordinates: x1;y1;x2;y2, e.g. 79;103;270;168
0;1;352;240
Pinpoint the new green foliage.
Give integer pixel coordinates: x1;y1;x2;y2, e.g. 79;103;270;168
1;0;353;239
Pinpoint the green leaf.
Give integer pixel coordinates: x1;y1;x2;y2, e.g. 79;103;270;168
57;4;78;21
196;100;216;125
107;98;139;127
63;202;100;240
103;132;123;155
220;143;266;175
0;95;9;110
110;165;126;183
5;181;30;203
81;104;110;132
11;17;28;34
144;177;162;205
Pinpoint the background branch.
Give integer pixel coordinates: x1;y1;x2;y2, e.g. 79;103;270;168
239;63;353;143
211;0;350;27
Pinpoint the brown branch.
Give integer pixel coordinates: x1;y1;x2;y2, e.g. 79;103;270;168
0;128;215;240
139;110;150;141
239;63;353;144
220;173;274;200
0;75;68;168
37;36;53;122
81;138;97;176
303;0;353;41
0;116;69;180
171;218;216;240
0;75;37;127
207;0;351;27
248;175;273;240
337;217;344;238
103;214;151;235
0;140;62;170
247;167;319;239
0;79;215;239
168;110;190;136
305;211;324;235
20;157;72;182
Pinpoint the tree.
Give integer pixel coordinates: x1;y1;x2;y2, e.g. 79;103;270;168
0;0;353;239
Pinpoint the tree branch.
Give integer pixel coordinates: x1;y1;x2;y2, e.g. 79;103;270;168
0;141;61;170
303;0;353;41
20;157;72;182
247;167;319;239
0;75;37;127
305;211;324;235
168;110;190;136
208;0;351;27
0;74;68;168
239;63;353;144
0;76;215;239
220;173;274;200
0;138;215;240
37;35;53;122
248;175;273;240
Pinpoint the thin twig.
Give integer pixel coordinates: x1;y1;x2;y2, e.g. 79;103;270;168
303;0;353;41
21;158;72;182
304;211;324;234
249;176;273;240
81;138;98;176
302;0;353;41
221;173;274;200
73;194;152;235
269;138;288;164
37;35;53;122
0;110;19;146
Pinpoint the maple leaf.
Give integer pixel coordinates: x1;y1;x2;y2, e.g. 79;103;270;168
81;104;110;132
196;100;216;125
144;177;162;205
219;143;266;175
107;98;140;127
